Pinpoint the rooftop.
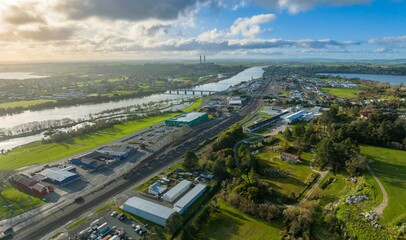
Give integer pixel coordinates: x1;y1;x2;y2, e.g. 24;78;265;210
163;180;191;199
39;167;78;182
124;197;175;219
169;112;206;123
174;183;207;209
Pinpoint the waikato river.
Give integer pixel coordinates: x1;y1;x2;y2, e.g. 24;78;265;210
0;66;265;150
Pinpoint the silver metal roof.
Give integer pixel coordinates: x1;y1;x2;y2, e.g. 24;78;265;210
163;180;191;199
39;167;78;182
174;183;206;209
124;197;175;219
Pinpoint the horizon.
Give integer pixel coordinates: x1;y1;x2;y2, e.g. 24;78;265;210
1;0;406;62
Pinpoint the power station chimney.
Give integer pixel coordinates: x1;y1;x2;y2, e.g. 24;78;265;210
204;55;206;63
200;55;202;63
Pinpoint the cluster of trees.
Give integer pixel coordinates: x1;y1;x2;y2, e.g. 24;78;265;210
42;119;118;143
315;137;366;175
281;201;318;240
212;124;244;151
176;203;218;240
227;191;281;222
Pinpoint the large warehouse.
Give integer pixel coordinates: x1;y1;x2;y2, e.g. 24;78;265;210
162;180;192;203
174;183;207;214
123;197;176;226
165;112;208;127
38;167;80;186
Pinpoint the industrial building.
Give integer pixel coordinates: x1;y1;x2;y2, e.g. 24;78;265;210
97;145;135;160
165;112;208;127
282;110;309;124
148;182;167;196
162;180;192;203
123;197;176;226
11;174;54;196
174;183;207;214
38;167;80;186
228;96;244;106
69;151;118;171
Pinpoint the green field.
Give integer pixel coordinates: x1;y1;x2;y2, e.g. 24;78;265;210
0;99;56;109
202;199;281;240
321;87;362;99
0;113;178;170
0;99;202;170
0;182;45;219
257;148;313;197
361;145;406;223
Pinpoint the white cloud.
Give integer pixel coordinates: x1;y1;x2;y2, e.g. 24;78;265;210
197;13;276;42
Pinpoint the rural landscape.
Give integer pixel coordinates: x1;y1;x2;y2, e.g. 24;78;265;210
1;0;406;240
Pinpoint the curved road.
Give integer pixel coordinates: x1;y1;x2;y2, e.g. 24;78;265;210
367;164;388;215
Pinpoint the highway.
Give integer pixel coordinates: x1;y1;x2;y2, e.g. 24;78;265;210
10;78;270;240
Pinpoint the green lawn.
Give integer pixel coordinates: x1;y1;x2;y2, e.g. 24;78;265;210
257;148;313;198
0;182;45;220
202;199;281;240
321;88;362;99
361;145;406;223
0;99;56;109
182;98;202;112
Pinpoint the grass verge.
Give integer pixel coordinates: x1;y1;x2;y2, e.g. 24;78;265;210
66;216;90;230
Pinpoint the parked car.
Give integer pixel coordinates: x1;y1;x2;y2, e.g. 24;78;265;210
110;211;118;217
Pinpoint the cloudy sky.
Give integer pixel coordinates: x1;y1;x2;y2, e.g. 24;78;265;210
0;0;405;62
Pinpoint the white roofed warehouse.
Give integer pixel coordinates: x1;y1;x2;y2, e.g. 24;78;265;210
123;197;176;226
162;180;192;203
165;112;208;127
38;167;80;186
174;183;207;214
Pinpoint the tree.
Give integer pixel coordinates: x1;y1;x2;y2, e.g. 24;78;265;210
345;155;367;176
183;150;199;171
293;124;305;137
165;213;183;235
283;128;292;140
212;159;228;180
314;138;334;168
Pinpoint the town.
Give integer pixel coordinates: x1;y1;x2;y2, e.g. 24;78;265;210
0;61;405;240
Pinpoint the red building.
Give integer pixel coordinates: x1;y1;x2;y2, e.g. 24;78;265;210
280;152;301;163
11;174;54;196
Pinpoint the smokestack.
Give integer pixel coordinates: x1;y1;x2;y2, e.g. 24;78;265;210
200;55;202;63
204;55;206;63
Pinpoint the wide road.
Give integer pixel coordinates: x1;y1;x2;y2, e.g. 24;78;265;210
11;78;270;240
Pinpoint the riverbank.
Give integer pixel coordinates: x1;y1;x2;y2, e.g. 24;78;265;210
0;98;202;170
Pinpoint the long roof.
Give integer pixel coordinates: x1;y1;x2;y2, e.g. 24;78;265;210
39;167;78;182
124;197;175;219
163;180;191;199
174;183;206;209
168;112;206;123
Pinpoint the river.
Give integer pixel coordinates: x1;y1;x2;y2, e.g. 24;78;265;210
0;72;49;80
319;73;406;85
0;66;265;150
